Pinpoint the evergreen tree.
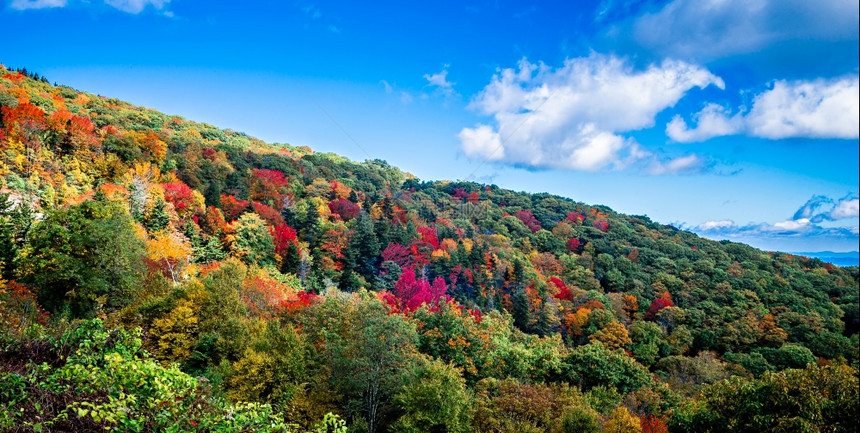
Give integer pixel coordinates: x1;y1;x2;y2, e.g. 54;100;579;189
347;212;380;287
512;285;531;332
144;198;171;232
280;242;301;275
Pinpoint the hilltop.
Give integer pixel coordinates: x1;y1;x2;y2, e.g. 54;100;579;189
1;64;857;432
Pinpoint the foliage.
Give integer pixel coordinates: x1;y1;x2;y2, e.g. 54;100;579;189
391;358;473;433
669;364;859;432
0;319;298;432
16;198;146;317
1;65;858;432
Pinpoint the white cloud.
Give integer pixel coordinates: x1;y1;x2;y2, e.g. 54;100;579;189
10;0;66;9
697;220;734;230
104;0;169;13
668;75;860;142
690;195;860;251
459;54;723;171
633;0;859;60
746;76;859;139
648;154;705;175
11;0;171;13
770;218;811;232
459;124;504;161
666;103;742;142
830;198;859;220
380;80;393;94
424;67;456;97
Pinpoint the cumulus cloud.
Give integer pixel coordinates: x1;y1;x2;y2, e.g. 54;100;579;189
104;0;169;13
633;0;859;61
459;54;723;171
770;218;812;232
689;217;858;251
10;0;66;9
668;75;860;142
746;76;860;139
666;104;742;142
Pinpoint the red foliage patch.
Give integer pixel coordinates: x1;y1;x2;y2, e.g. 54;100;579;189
565;211;585;224
162;182;197;215
202;147;218;160
328;198;360;221
641;415;668;433
381;242;413;270
515;210;541;233
271;224;299;257
252;201;286;227
549;276;573;301
394;268;450;312
220;194;249;221
280;291;317;313
416;226;440;250
646;292;674;319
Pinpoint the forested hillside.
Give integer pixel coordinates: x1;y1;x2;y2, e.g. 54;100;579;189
1;64;857;432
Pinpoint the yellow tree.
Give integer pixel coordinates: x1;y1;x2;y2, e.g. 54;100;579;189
146;229;192;285
589;321;632;350
603;406;642;433
150;298;199;363
123;162;161;217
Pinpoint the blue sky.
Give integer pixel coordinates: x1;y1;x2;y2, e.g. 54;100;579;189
3;0;858;252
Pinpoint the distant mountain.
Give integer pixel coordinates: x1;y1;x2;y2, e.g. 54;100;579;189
792;251;860;267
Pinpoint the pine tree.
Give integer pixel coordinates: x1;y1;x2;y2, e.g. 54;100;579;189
512;285;531;332
280;242;301;275
348;212;380;286
144;198;171;232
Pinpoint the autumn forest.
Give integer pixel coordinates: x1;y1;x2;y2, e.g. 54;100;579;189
0;65;857;432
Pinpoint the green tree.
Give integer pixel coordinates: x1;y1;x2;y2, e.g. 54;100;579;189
17;198;146;317
325;293;420;433
195;259;250;364
669;364;858;433
0;193;33;279
392;358;473;433
566;342;651;394
628;320;663;366
232;212;275;266
346;212;380;287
